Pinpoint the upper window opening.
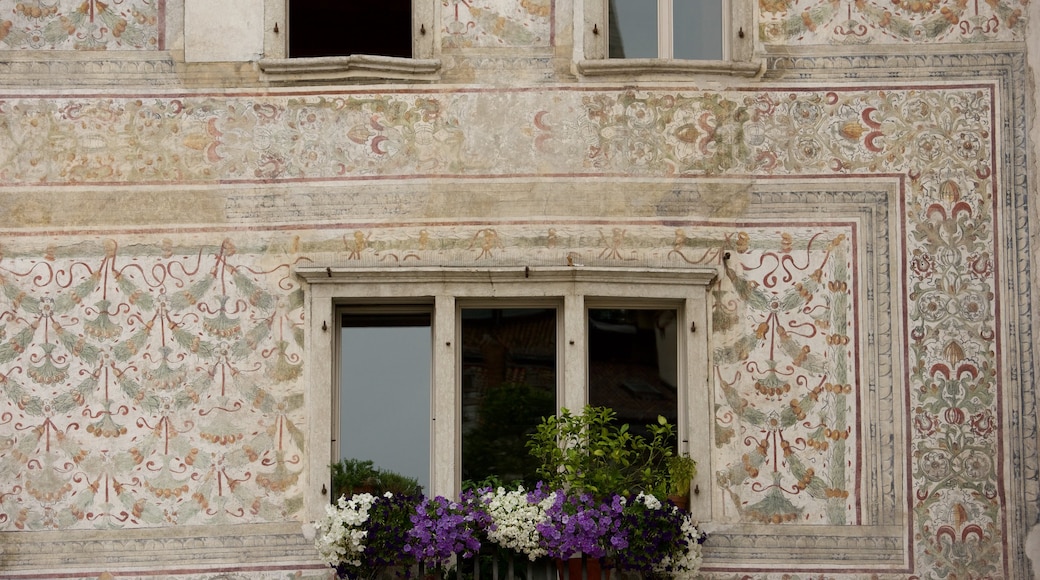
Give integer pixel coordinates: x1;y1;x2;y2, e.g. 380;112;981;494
608;0;724;60
289;0;412;58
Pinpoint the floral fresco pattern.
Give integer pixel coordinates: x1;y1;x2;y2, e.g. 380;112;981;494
759;0;1029;44
0;237;308;529
0;0;163;50
0;79;1008;577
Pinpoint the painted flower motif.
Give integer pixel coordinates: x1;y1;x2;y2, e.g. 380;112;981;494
957;292;990;323
920;449;952;481
625;100;658;129
892;0;939;14
915;133;946;162
910;249;937;279
759;0;791;14
967;252;994;281
790;100;822;126
914;409;940;436
970;411;997;438
916;291;952;322
793;136;824;163
955;131;984;161
960;450;991;480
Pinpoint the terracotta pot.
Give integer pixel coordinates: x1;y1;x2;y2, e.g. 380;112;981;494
668;493;690;512
556;555;610;580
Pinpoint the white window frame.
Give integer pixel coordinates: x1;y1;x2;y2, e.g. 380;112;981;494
297;266;717;523
579;0;761;78
258;0;441;82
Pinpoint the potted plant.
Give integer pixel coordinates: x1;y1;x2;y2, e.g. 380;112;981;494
525;406;687;578
613;492;705;577
525;406;676;498
314;490;422;579
664;453;697;511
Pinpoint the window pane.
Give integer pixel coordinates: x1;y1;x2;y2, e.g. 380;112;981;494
588;308;678;438
461;308;557;487
340;313;431;494
673;0;724;60
609;0;658;58
289;0;412;58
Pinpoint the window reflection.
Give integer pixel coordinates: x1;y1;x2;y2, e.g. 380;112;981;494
461;308;557;487
588;308;679;434
340;312;431;493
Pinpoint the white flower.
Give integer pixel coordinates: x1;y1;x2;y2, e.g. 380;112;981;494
481;486;554;560
312;492;378;567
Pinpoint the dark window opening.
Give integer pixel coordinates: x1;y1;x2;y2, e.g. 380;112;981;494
460;308;558;488
587;308;679;439
290;0;412;59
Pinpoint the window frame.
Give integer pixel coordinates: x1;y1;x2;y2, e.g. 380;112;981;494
579;0;761;78
258;0;441;82
297;266;717;523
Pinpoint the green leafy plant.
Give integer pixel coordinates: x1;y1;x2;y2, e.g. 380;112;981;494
665;453;697;497
330;458;421;501
526;405;676;497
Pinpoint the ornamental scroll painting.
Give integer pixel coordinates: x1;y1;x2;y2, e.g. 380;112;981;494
713;226;859;526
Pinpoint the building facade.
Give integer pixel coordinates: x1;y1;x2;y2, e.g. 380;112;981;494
0;0;1038;578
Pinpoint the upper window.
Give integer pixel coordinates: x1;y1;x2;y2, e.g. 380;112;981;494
289;0;412;59
259;0;440;82
580;0;760;77
608;0;724;60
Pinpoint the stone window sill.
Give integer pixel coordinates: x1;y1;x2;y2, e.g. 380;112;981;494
258;54;441;83
577;58;764;78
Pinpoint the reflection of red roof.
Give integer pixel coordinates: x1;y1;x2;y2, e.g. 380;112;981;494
590;360;677;425
461;310;557;363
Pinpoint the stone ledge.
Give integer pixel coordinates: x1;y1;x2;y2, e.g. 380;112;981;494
0;522;322;572
577;58;765;79
258;54;442;83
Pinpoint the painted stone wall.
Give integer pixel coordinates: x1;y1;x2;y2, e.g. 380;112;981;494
0;1;1035;579
0;0;165;51
759;0;1027;44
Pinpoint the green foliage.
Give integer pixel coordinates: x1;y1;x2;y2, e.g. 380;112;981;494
330;458;421;500
526;405;678;497
462;382;555;488
666;452;697;496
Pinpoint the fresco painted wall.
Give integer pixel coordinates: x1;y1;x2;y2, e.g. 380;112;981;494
0;0;165;51
0;0;1036;578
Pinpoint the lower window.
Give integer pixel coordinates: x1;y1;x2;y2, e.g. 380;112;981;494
338;310;432;493
300;266;715;520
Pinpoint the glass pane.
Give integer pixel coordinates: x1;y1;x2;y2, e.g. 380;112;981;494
588;308;678;440
461;308;557;487
609;0;658;58
340;313;431;495
674;0;724;60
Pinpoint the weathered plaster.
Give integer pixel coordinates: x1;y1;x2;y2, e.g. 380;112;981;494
1024;0;1040;576
183;0;262;63
0;1;1035;579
